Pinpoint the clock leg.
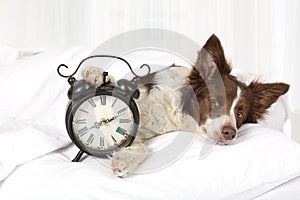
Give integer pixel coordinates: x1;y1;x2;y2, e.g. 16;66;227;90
72;150;84;162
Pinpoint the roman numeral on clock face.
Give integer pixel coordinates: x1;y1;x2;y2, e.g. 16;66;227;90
117;107;127;115
111;135;117;143
111;99;117;108
100;96;106;105
78;126;88;136
99;137;105;147
119;119;130;123
75;119;86;124
87;134;95;145
116;127;126;135
88;99;96;108
79;108;89;114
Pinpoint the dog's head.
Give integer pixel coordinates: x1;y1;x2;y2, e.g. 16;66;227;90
188;34;289;144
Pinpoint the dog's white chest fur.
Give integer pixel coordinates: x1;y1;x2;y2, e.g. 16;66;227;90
136;67;199;139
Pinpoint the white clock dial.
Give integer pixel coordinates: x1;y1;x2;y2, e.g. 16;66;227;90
72;95;134;150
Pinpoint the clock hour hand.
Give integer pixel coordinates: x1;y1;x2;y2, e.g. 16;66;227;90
104;112;126;124
106;117;115;123
100;117;115;124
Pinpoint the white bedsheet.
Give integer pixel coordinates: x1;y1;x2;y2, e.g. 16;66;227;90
1;126;300;200
254;176;300;200
0;46;299;200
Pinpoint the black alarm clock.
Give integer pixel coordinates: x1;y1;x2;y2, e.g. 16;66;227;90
57;55;150;162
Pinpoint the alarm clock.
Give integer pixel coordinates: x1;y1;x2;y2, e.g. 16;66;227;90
57;55;150;162
64;73;140;161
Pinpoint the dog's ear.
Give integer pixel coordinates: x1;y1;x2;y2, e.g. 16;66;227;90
246;81;290;123
195;34;231;80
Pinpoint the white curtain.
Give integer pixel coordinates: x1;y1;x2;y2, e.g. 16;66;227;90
0;0;299;110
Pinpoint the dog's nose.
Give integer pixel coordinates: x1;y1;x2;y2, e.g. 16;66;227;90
221;126;236;140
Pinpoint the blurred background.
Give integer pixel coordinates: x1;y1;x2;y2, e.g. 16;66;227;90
0;0;299;140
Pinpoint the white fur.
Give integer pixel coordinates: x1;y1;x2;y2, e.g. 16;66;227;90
137;67;196;136
203;116;232;139
230;87;241;130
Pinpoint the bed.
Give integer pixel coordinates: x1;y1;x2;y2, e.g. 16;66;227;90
0;43;300;200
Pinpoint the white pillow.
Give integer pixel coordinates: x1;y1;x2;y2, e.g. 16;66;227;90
0;43;45;65
0;46;92;120
130;126;300;200
0;47;92;181
0;92;72;181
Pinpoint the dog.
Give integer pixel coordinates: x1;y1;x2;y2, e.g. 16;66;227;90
82;34;289;177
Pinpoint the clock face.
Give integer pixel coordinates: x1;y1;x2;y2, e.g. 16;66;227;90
72;95;135;152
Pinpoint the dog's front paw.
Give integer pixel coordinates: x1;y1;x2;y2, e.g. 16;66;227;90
112;151;136;178
82;66;115;87
111;145;148;178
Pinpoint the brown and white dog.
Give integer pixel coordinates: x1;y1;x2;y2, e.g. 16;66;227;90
82;34;289;177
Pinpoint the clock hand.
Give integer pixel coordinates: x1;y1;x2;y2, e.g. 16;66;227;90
87;125;95;130
106;116;116;122
104;112;126;124
98;112;126;125
87;121;102;130
99;117;115;125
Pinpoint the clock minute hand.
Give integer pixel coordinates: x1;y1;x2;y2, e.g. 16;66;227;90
87;122;102;130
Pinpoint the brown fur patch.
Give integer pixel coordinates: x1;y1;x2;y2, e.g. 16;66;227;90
246;81;290;123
